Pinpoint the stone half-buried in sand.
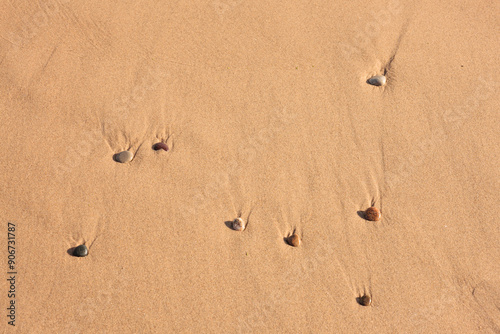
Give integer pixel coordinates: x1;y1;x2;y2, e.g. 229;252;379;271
364;207;381;221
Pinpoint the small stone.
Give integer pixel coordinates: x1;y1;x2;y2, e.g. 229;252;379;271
232;218;245;231
73;245;88;257
358;294;371;306
367;75;386;87
287;234;301;247
365;207;381;221
153;142;169;151
114;150;133;163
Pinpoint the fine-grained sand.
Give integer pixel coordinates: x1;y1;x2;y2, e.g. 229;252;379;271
1;1;499;333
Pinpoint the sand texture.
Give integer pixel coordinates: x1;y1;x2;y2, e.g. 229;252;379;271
1;0;499;333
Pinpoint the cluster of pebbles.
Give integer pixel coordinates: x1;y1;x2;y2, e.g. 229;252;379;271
228;207;380;306
76;139;381;306
113;141;169;164
71;142;169;255
230;207;380;241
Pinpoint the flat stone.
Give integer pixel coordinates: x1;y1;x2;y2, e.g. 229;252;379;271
73;245;88;257
365;207;381;221
287;234;301;247
114;150;133;163
367;75;386;87
232;218;245;231
153;142;169;151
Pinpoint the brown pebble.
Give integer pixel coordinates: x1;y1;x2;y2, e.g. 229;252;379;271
358;294;372;306
153;142;169;151
364;207;381;221
287;234;301;247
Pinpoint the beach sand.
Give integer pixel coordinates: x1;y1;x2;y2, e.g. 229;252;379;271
1;0;499;332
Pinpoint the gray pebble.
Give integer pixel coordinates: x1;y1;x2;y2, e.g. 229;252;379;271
73;245;88;257
114;150;133;163
367;75;386;87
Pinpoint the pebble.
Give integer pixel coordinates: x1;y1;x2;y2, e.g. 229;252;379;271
365;207;381;221
358;294;372;306
367;75;386;87
287;234;301;247
232;218;245;231
114;150;133;163
73;245;88;257
153;142;169;151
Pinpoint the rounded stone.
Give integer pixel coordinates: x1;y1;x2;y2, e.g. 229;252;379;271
365;207;381;221
358;294;372;306
367;75;386;87
153;142;169;151
287;234;301;247
114;150;133;163
232;218;245;231
73;245;88;257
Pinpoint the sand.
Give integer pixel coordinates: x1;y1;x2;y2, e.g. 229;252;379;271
1;0;499;333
